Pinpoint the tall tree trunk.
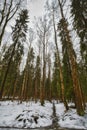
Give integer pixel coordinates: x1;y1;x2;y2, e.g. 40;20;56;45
20;71;26;103
52;9;69;110
48;54;52;101
35;78;38;103
58;0;85;115
40;33;46;105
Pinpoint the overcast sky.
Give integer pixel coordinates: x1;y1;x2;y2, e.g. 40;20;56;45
27;0;46;26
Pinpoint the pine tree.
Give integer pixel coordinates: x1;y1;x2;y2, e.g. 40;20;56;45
71;0;87;61
58;20;73;101
71;0;87;102
57;0;85;115
52;6;69;110
0;40;24;99
0;9;28;99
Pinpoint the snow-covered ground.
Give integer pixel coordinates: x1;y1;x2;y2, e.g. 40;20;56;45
0;100;87;129
56;103;87;129
0;101;52;128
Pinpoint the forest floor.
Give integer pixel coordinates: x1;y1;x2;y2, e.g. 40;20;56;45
0;100;87;129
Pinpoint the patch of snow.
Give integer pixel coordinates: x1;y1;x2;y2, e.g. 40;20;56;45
0;101;52;128
55;103;87;129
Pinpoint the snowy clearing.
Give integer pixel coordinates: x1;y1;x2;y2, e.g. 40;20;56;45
0;101;87;129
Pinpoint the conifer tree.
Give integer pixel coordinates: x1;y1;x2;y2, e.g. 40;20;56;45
71;0;87;102
58;20;73;101
52;8;69;110
52;52;61;100
0;9;28;99
57;0;85;115
71;0;87;64
0;43;24;98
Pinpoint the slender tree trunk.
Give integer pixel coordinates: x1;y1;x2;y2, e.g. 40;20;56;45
24;72;32;101
12;76;17;101
35;78;38;103
40;33;46;105
48;54;52;101
52;9;69;110
41;63;45;105
20;71;26;103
